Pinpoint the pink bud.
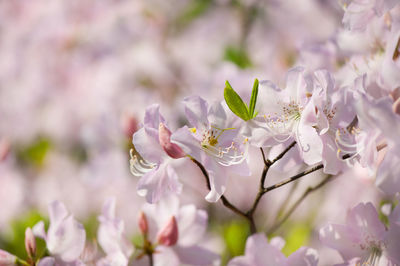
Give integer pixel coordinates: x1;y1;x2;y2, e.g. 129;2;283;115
158;123;185;159
393;97;400;115
121;114;138;139
138;211;148;235
157;216;178;246
0;250;17;265
25;228;36;258
0;139;10;162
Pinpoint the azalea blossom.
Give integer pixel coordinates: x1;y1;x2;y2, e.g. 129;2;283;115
320;202;400;265
342;0;398;31
136;195;219;266
32;201;86;264
228;233;318;266
130;104;185;203
97;198;134;266
354;93;400;194
246;67;324;165
304;70;356;174
171;96;250;202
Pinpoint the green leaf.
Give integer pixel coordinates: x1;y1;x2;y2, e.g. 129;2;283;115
248;78;259;118
281;223;311;256
16;137;51;168
223;46;252;69
176;0;212;28
224;81;250;121
0;210;48;259
223;220;250;257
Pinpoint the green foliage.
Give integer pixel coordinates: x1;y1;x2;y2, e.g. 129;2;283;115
83;214;99;241
378;199;398;227
176;0;213;27
16;138;51;168
224;81;250;121
0;211;48;259
281;223;311;256
222;220;250;264
224;79;259;121
223;46;252;69
248;79;259;118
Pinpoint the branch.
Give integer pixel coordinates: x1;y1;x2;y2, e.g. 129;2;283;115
268;141;297;167
148;253;154;266
263;164;324;193
267;175;334;235
192;159;248;221
247;142;297;217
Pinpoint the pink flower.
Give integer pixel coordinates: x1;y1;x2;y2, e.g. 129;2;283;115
171;96;250;202
97;198;134;266
320;202;400;265
130;104;184;203
137;195;219;266
32;201;86;263
247;67;323;165
228;233;318;266
342;0;398;31
0;250;17;266
354;94;400;195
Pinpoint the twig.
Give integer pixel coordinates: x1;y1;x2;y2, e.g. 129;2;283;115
262;164;324;193
267;141;297;167
148;253;154;266
192;159;248;221
247;142;297;217
267;175;334;234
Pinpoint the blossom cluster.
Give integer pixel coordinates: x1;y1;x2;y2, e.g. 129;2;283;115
1;0;400;265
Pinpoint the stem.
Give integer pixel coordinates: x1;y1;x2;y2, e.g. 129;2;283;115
247;142;297;217
192;159;248;220
262;164;323;194
268;141;297;167
267;175;334;234
148;253;154;266
16;258;30;266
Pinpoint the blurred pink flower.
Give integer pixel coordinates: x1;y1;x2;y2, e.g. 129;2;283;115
33;201;86;263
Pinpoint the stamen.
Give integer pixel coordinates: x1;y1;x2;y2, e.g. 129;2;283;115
129;149;156;176
197;126;248;166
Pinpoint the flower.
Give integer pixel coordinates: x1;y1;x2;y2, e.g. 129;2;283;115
130;104;184;203
354;93;400;194
0;250;17;266
97;198;134;266
247;67;323;165
320;202;400;265
32;201;86;263
228;233;318;266
342;0;398;31
304;70;356;174
136;195;219;266
171;96;250;202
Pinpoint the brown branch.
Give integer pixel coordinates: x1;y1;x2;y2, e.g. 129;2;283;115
263;164;324;193
192;159;248;221
247;142;297;218
267;175;334;235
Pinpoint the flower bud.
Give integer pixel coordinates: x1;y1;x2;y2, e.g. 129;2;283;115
138;211;148;235
25;227;36;258
0;139;10;162
159;123;185;159
121;113;138;139
393;97;400;115
157;216;178;246
0;250;17;265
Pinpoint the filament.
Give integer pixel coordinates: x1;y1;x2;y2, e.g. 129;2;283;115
129;149;156;176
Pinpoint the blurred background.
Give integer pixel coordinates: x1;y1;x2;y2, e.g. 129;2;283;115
0;0;384;265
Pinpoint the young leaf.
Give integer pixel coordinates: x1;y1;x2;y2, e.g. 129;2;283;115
224;81;250;121
248;78;259;118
